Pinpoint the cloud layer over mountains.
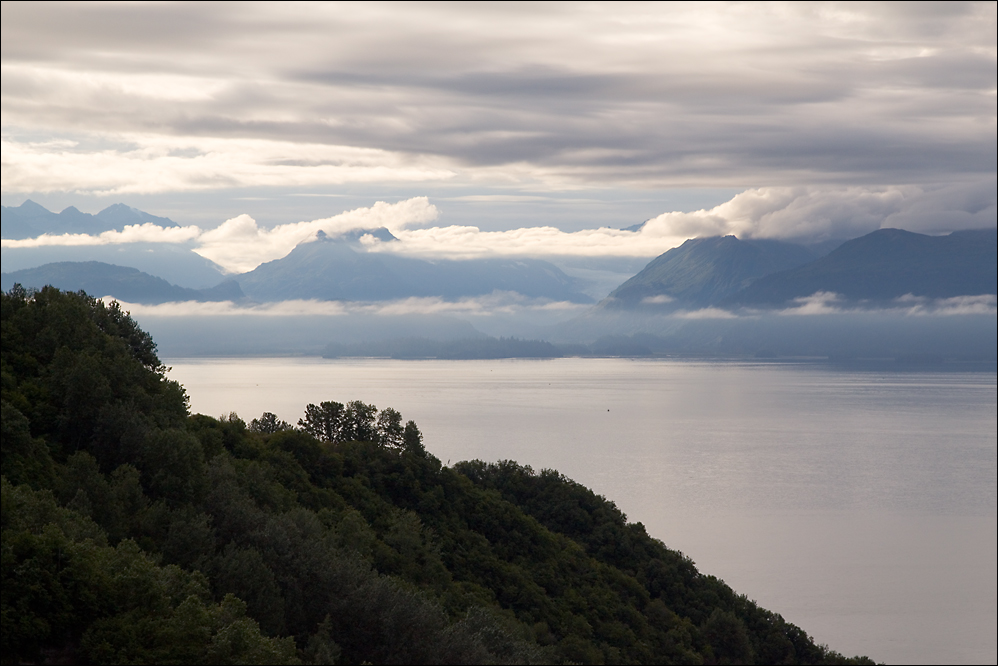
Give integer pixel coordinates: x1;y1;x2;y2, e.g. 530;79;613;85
6;184;994;273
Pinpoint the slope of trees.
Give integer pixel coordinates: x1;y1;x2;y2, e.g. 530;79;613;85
1;286;876;665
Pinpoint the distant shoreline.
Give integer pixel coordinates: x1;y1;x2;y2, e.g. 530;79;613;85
161;353;998;373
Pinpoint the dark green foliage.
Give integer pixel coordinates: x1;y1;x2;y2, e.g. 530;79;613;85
341;400;378;443
453;460;872;664
250;412;292;434
703;609;753;664
403;419;424;455
1;400;55;488
1;286;877;665
376;408;404;448
1;480;296;665
1;285;188;463
298;401;346;442
299;400;413;449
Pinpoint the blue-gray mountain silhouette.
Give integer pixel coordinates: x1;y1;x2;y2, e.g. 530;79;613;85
2;243;230;289
602;235;817;309
1;200;179;239
1;261;243;304
235;231;593;303
724;228;997;306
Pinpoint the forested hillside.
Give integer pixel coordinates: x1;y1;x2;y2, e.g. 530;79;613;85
1;285;875;665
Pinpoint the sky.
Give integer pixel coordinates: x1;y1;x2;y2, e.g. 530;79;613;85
2;1;996;268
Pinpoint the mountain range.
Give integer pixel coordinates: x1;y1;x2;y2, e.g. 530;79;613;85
236;230;592;303
1;243;231;289
724;228;997;306
2;200;230;289
4;200;994;321
603;236;820;308
603;227;996;311
3;202;594;304
1;199;179;238
1;262;243;304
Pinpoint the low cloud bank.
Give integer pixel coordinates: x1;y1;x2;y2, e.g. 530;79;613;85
6;184;995;273
104;292;590;319
601;293;998;322
1;222;201;247
775;292;997;317
105;292;995;327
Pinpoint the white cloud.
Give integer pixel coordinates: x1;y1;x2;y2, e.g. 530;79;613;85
193;198;439;272
1;197;440;273
0;134;456;195
360;184;995;261
772;292;997;317
362;292;589;318
108;299;350;318
1;222;202;247
377;224;687;260
778;291;846;316
897;294;997;316
105;292;588;318
674;307;738;320
642;182;997;242
104;292;995;325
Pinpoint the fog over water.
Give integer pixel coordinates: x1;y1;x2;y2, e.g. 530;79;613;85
165;357;997;665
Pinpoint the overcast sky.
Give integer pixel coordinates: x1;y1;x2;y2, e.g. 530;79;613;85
2;1;995;251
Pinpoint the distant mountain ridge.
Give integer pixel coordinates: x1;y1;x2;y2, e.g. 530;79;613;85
236;231;594;303
1;261;243;304
725;228;997;306
600;227;996;312
3;201;593;304
2;233;594;306
602;235;818;309
2;196;231;291
1;243;231;289
1;200;180;239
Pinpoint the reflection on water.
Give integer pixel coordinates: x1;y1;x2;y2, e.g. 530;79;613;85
166;357;997;665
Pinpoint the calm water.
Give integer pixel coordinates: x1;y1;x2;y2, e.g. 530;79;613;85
165;357;997;665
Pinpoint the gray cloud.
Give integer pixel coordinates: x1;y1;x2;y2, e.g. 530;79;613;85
2;2;994;194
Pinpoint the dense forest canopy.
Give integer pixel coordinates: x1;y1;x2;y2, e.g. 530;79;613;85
1;285;875;665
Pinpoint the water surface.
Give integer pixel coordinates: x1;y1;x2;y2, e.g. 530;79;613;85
166;357;997;665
